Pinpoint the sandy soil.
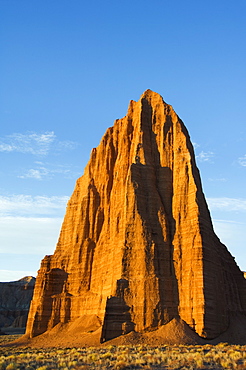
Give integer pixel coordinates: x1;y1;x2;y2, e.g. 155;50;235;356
2;314;246;348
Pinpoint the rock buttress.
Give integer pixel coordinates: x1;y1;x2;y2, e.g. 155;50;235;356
26;90;246;341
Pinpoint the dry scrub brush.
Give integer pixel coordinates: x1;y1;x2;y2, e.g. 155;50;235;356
1;340;246;369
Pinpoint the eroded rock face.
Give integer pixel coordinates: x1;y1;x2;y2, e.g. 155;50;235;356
0;276;35;329
26;90;246;342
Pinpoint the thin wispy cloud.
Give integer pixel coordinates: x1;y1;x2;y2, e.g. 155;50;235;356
18;162;81;180
213;219;245;225
0;131;77;156
0;194;69;217
208;178;227;182
238;155;246;167
0;132;55;155
207;197;246;212
56;140;78;151
192;142;200;149
196;151;214;162
19;168;50;180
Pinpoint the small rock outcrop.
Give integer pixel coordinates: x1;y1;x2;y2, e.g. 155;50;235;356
25;90;246;344
0;276;35;329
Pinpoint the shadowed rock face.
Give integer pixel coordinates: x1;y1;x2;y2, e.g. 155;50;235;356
26;90;246;342
0;276;35;329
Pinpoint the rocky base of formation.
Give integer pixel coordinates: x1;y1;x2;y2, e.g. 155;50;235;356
10;312;246;347
0;277;35;331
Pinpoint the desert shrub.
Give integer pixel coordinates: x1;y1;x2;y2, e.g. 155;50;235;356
101;352;112;359
2;342;246;369
5;363;16;370
113;360;130;370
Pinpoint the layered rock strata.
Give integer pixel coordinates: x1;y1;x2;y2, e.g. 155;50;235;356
26;90;246;342
0;276;35;329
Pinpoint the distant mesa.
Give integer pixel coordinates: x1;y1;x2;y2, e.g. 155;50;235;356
24;90;246;346
0;276;35;334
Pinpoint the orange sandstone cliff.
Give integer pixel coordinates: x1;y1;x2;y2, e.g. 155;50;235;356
25;90;246;344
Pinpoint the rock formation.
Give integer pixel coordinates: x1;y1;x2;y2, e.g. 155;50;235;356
0;276;35;329
25;90;246;344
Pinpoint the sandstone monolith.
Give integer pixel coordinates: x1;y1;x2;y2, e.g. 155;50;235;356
25;90;246;344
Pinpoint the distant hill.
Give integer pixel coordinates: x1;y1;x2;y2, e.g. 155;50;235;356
0;276;35;333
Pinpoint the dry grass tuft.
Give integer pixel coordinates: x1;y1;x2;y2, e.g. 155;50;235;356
1;338;246;369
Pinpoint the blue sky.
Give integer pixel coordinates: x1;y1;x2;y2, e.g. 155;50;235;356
1;0;246;281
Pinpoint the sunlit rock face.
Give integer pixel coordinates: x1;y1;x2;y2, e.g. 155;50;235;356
26;90;246;342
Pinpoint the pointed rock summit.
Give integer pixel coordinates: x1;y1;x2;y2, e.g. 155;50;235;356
26;90;246;344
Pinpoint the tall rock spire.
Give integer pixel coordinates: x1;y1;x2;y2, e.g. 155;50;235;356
26;90;246;343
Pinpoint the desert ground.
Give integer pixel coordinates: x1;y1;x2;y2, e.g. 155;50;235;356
1;335;246;369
